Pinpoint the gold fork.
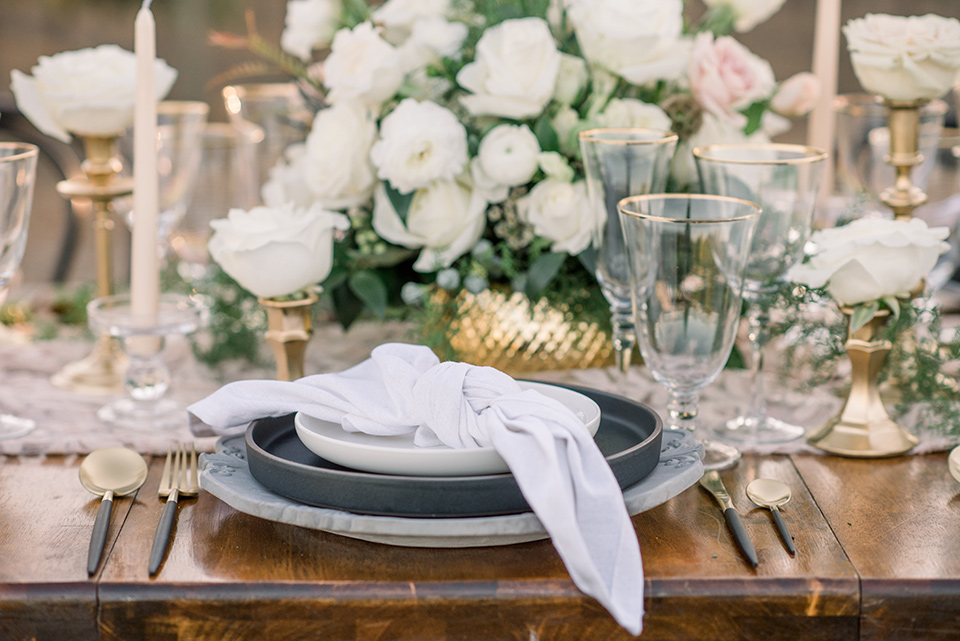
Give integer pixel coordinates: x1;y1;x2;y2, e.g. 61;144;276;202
148;442;199;575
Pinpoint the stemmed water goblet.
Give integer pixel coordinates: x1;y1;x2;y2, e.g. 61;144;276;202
0;143;39;439
619;194;760;470
579;128;678;374
694;143;828;446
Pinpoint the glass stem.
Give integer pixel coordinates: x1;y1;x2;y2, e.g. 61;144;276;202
610;306;636;375
744;302;770;428
667;390;699;433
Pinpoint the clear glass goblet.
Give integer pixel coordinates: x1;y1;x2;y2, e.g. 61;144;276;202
694;143;828;446
0;143;39;439
579;128;678;374
619;194;760;470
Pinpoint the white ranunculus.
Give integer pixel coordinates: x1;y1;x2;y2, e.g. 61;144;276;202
596;98;672;131
788;217;950;306
688;32;775;126
370;98;468;194
477;124;541;189
457;17;561;119
567;0;691;86
702;0;786;33
553;53;589;105
538;151;574;182
261;144;317;209
280;0;341;60
208;203;349;299
303;101;378;209
470;158;510;204
10;44;177;143
398;16;468;72
518;179;594;255
373;0;450;44
670;113;770;187
552;105;584;155
372;179;487;271
770;72;820;117
844;13;960;102
323;22;404;107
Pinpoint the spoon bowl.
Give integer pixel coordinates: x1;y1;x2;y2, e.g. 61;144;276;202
746;478;795;555
949;445;960;484
79;447;148;575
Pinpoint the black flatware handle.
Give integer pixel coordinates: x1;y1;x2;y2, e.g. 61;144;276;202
87;495;113;576
148;497;178;576
724;507;758;568
771;507;796;555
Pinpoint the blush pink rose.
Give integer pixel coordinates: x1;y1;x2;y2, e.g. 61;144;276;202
688;32;775;126
770;72;820;117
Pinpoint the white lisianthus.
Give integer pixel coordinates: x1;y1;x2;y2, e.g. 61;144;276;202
370;98;468;194
477;124;541;188
688;32;775;126
280;0;341;60
373;0;450;45
457;17;561;119
261;145;316;209
567;0;691;86
596;98;672;131
702;0;786;33
788;217;950;307
398;16;468;72
303;101;378;209
10;44;177;143
770;72;820;117
844;13;960;102
553;53;589;105
323;22;404;107
372;179;487;271
208;203;350;299
518;179;594;255
538;152;575;182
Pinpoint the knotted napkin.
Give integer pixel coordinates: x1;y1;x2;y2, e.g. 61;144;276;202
188;343;644;634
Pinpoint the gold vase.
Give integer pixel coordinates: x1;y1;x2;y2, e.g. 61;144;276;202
807;309;918;457
51;134;133;394
879;99;929;221
260;293;318;381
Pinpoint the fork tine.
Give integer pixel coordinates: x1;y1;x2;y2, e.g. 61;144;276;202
188;443;199;494
159;445;174;497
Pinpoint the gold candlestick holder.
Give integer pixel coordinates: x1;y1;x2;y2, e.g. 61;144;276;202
879;99;929;221
51;134;133;394
260;292;318;381
807;308;918;457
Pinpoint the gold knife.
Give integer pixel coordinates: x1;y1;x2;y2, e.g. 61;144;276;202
699;470;758;568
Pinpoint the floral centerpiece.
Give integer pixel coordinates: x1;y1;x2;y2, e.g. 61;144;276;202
209;0;816;366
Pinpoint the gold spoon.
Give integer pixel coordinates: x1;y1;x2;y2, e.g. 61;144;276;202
949;446;960;484
79;447;148;576
745;478;796;555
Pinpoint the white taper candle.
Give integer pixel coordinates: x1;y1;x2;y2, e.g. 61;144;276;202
807;0;842;204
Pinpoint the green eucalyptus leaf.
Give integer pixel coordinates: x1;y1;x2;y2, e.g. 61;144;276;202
850;300;880;334
348;270;388;319
534;116;560;153
525;252;567;298
384;181;415;224
331;281;364;330
880;296;901;321
740;100;768;137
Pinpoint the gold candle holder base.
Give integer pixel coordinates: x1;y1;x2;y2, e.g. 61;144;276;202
808;310;918;457
52;134;133;394
260;293;318;381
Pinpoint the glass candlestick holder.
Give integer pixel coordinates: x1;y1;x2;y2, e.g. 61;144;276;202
87;294;208;431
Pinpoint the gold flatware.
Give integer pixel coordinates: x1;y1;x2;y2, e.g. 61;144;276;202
746;478;796;555
148;443;199;575
949;446;960;484
79;447;148;576
699;470;758;568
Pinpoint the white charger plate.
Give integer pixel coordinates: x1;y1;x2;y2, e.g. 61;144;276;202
293;381;601;477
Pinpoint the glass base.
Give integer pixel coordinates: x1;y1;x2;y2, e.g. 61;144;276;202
714;415;805;446
0;413;36;440
700;438;741;471
50;337;127;395
97;398;185;431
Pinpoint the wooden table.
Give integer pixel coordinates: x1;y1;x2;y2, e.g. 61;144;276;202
2;451;958;641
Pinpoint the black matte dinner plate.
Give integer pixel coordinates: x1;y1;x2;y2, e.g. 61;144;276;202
245;382;662;518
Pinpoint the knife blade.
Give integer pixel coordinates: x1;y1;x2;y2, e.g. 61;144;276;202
699;470;758;568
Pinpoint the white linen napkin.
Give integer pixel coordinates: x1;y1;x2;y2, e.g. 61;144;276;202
188;343;644;634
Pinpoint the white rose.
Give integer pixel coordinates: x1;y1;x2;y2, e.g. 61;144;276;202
372;179;486;271
477;124;541;188
280;0;341;60
844;13;960;102
518;179;594;255
10;44;177;143
373;0;450;45
208;203;349;299
770;72;821;117
553;53;588;105
457;18;561;120
688;32;775;126
702;0;786;33
261;144;317;209
567;0;691;86
552;105;583;155
398;16;468;72
596;98;672;131
323;22;404;107
370;98;468;194
788;217;950;306
303;101;378;209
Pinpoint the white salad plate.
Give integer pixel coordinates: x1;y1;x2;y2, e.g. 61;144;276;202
293;381;601;476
